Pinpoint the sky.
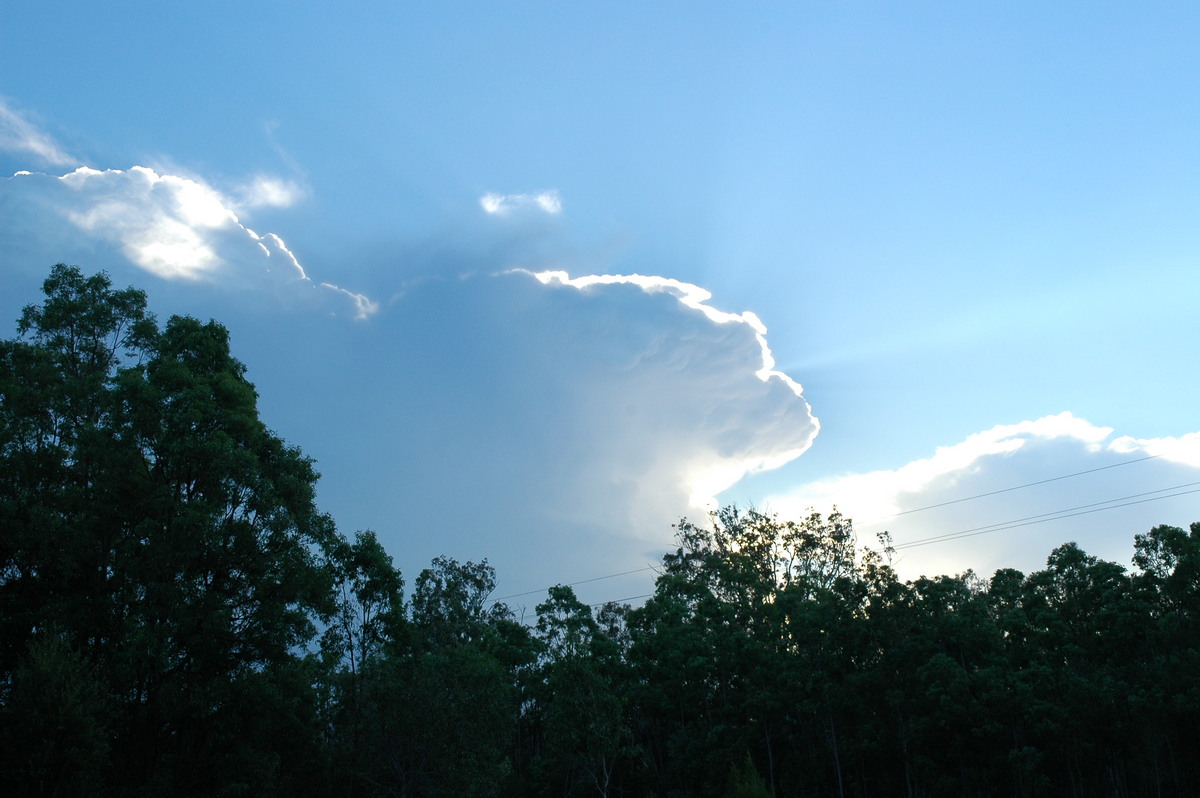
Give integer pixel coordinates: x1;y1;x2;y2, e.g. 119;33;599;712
3;1;1199;612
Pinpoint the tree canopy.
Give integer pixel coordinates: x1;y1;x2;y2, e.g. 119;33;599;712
3;265;1199;797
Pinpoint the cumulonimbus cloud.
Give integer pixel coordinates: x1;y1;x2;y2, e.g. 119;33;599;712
302;266;821;602
480;191;562;215
525;269;808;396
513;268;819;510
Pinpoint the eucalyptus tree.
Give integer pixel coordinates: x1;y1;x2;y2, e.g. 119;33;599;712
529;585;635;796
341;556;536;797
0;265;339;796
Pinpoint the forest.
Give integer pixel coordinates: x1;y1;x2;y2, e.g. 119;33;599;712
2;265;1199;797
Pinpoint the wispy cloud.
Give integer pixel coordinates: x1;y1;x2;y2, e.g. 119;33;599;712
6;166;376;318
480;190;562;215
0;99;77;168
234;175;306;210
319;281;379;320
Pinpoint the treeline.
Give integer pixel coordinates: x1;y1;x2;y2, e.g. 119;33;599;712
3;266;1200;797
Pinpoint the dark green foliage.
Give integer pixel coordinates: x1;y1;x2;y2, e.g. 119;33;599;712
527;586;635;795
0;632;111;797
347;557;532;798
614;507;1200;798
5;265;1200;797
725;753;771;798
0;266;337;796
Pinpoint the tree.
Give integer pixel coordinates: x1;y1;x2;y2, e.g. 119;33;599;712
0;265;158;680
323;530;406;676
0;632;111;797
624;507;870;796
410;555;509;649
340;556;533;797
0;265;338;796
531;585;634;796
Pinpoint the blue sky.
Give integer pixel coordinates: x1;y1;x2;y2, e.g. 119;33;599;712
3;1;1199;609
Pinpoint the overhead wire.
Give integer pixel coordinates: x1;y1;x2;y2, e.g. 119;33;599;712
490;566;657;604
893;483;1200;551
588;594;653;610
892;453;1161;517
488;453;1191;611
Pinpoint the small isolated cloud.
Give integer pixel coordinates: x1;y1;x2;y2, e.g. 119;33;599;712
4;166;375;319
761;413;1200;579
480;190;562;216
234;175;306;210
0;99;77;168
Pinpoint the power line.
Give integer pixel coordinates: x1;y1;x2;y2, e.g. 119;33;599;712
893;483;1200;551
897;480;1200;547
490;566;657;604
893;453;1161;517
589;593;653;609
498;479;1199;617
487;455;1185;611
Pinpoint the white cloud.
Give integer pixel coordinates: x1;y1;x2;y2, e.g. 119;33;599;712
766;412;1111;525
480;190;562;215
319;281;379;320
523;269;817;508
759;413;1200;579
527;270;809;399
61;166;237;279
5;166;376;319
234;175;305;210
1110;431;1200;468
0;99;77;167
